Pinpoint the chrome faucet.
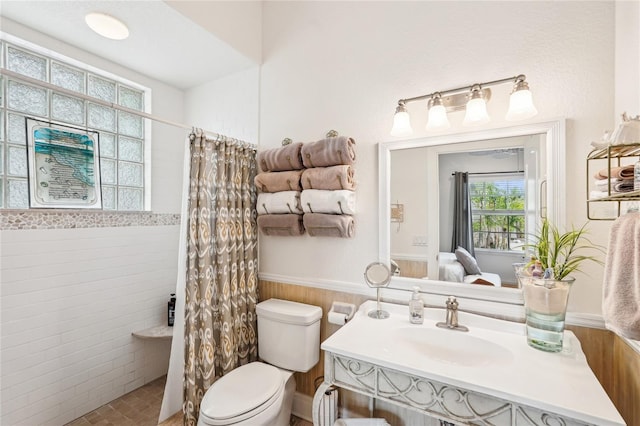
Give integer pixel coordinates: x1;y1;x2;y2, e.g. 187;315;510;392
436;296;469;332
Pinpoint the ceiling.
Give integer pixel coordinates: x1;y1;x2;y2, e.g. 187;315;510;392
0;0;258;90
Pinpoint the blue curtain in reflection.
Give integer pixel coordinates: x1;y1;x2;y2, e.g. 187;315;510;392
451;171;475;256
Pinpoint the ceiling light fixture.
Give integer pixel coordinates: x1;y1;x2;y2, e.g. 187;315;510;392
390;74;537;136
85;12;129;40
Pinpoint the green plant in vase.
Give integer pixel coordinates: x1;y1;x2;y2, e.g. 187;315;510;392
518;219;603;352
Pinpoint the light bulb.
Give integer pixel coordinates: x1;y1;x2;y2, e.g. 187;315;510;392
463;89;490;126
426;103;450;131
506;87;538;121
390;103;413;137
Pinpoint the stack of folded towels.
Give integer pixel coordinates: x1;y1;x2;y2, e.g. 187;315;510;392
255;142;306;236
590;165;637;199
255;136;357;238
300;136;357;238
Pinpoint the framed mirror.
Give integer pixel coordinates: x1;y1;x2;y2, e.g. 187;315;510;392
378;120;566;304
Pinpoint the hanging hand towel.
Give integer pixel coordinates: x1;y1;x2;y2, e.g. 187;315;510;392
593;164;635;180
258;142;304;172
301;165;356;190
255;170;303;193
301;136;356;168
257;191;303;215
602;212;640;340
301;189;356;215
303;213;355;238
258;214;305;236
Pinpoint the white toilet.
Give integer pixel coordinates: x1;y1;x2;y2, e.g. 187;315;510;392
198;298;323;426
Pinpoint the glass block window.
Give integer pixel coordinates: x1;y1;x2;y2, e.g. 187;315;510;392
0;39;150;211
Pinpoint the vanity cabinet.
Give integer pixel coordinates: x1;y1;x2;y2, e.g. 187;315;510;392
587;143;640;220
312;301;625;426
319;353;588;426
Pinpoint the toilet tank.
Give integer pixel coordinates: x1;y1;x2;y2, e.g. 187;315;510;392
256;299;322;372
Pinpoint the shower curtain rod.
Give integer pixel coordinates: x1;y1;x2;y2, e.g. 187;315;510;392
0;67;256;148
451;170;524;176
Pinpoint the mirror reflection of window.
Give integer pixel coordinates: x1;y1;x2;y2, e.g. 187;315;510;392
469;168;526;252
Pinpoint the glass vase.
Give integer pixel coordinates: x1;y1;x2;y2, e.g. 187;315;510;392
519;275;575;352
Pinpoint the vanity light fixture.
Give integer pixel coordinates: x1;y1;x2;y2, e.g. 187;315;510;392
85;12;129;40
390;74;537;136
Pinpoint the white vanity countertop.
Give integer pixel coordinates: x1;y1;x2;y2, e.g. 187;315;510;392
321;300;625;426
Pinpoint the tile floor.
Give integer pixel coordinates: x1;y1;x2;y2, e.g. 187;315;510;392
65;375;313;426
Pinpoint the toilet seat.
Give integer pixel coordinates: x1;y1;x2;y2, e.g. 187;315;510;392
199;362;284;425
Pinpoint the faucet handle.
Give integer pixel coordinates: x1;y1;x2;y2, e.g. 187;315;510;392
446;296;458;309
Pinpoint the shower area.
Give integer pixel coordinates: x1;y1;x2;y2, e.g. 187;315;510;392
0;13;261;425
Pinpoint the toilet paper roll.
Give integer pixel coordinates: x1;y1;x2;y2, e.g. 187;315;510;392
328;311;348;325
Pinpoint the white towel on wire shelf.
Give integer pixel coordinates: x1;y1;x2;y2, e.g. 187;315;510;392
301;189;356;215
256;191;302;215
602;212;640;340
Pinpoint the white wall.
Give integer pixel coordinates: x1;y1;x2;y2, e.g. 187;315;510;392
184;65;261;144
389;147;429;260
0;20;186;425
258;1;616;314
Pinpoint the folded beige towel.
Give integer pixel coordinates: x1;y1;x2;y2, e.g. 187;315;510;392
258;142;304;172
301;165;356;190
255;171;302;193
257;191;303;215
301;136;356;168
301;189;356;215
257;214;305;236
594;165;635;180
603;212;640;340
303;213;355;238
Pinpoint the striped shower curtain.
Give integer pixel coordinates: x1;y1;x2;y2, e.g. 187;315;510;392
183;129;258;425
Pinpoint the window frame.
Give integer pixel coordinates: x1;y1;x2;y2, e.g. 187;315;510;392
469;172;527;252
0;34;152;211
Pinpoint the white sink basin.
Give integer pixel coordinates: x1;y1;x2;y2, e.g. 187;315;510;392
320;300;625;426
396;327;514;367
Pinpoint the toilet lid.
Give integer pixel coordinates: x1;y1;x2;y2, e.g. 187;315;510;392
200;362;283;422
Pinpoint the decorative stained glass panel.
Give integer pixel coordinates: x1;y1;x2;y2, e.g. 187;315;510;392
7;47;47;81
88;75;116;102
52;93;85;125
8;80;48;116
51;62;85;93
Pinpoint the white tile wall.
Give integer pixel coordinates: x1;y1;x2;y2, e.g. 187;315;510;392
0;225;179;426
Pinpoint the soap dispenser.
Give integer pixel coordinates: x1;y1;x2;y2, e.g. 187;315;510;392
409;286;424;324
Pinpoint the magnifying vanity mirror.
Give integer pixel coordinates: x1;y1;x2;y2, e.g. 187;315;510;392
364;262;392;319
378;120;566;304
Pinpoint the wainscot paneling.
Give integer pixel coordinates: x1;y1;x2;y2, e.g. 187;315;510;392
261;280;639;426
